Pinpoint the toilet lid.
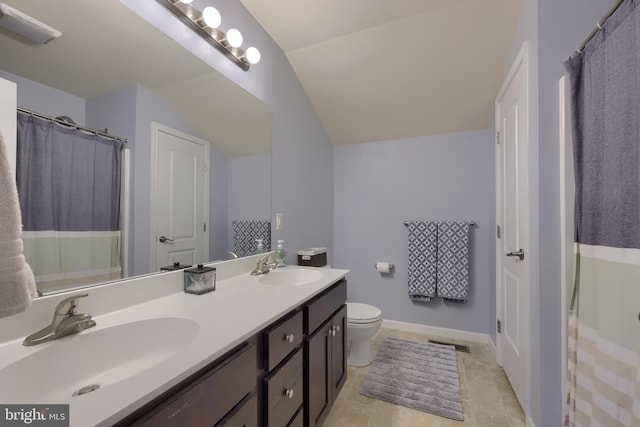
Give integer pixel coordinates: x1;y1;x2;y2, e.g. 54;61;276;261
347;303;382;323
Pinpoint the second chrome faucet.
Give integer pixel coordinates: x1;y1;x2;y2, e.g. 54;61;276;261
250;253;278;276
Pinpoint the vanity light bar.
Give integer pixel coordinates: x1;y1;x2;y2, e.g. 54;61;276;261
155;0;260;71
0;3;62;44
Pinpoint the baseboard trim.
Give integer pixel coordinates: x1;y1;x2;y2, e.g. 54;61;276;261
381;319;491;345
488;335;498;359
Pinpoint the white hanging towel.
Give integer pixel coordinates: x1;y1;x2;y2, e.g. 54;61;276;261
0;130;37;318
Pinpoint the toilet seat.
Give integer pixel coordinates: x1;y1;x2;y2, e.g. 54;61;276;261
347;303;382;324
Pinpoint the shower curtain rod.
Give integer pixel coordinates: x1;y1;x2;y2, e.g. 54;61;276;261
574;0;625;54
17;107;128;143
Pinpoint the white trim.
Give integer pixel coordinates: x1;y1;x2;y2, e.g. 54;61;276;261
382;319;492;345
120;147;131;278
559;75;574;423
150;122;210;271
0;77;16;179
488;335;498;359
495;40;531;420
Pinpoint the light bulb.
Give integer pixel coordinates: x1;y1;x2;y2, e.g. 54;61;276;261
226;28;243;47
246;47;261;64
202;7;221;28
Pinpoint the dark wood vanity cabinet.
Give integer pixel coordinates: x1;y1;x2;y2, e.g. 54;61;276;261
117;340;260;427
116;278;347;427
304;280;347;427
262;310;305;426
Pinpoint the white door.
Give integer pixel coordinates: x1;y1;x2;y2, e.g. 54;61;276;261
0;76;17;178
153;123;209;270
495;42;529;413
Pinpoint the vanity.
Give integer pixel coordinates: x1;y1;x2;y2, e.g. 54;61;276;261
0;256;348;427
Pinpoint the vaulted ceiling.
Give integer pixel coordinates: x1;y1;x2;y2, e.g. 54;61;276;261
240;0;523;145
0;1;523;152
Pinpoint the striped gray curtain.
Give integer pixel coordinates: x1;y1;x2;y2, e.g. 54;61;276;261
564;0;640;425
16;112;124;293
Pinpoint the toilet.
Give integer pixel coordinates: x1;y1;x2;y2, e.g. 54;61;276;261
346;302;383;367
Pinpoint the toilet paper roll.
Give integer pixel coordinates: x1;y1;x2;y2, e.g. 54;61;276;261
376;262;392;273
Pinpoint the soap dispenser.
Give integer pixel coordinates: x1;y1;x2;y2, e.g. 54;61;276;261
275;240;286;267
256;239;265;254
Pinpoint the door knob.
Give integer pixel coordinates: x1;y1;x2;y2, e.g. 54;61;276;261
159;236;175;244
506;249;525;261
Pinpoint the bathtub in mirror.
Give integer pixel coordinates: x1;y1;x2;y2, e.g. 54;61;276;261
0;0;271;295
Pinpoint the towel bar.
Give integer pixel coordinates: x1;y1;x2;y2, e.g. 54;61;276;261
403;220;476;226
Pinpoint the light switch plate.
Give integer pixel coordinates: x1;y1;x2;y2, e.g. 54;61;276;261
276;213;283;230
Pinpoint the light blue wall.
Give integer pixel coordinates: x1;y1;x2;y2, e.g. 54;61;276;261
121;0;335;266
227;154;271;249
0;70;85;123
507;0;615;425
132;85;229;273
333;130;495;333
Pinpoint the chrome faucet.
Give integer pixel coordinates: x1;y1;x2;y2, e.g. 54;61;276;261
23;293;96;346
250;254;278;275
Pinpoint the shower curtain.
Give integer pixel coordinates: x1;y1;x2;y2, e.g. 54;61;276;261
564;1;640;425
16;112;124;293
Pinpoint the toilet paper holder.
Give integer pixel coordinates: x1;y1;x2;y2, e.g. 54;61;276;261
374;262;395;273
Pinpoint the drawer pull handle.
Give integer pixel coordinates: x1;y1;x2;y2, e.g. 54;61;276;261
328;327;336;337
284;388;295;399
285;334;295;343
334;325;340;333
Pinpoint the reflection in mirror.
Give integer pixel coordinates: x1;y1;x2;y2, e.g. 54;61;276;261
0;0;271;296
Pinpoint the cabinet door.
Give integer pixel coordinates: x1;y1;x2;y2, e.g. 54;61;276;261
305;320;332;427
216;393;258;427
330;305;347;399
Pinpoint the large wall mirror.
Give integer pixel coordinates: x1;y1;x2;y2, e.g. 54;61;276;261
0;0;271;295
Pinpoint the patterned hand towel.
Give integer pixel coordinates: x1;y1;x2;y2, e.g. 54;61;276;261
0;131;37;318
232;220;271;257
436;221;470;302
405;221;438;301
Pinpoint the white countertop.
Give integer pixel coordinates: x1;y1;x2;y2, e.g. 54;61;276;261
0;265;348;427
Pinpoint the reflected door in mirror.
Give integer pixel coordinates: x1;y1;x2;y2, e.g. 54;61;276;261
154;124;209;270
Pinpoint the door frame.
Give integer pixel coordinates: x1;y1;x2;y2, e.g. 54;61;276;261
150;122;210;271
0;76;17;179
494;41;531;417
558;75;574;422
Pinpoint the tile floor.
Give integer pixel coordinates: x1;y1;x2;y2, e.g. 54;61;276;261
323;327;526;427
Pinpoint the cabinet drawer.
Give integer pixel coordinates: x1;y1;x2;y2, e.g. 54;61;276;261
264;310;303;371
287;406;304;427
132;342;257;427
265;349;303;427
305;279;346;334
216;393;258;427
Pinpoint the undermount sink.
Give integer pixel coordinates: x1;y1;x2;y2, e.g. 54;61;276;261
258;268;324;286
0;317;199;402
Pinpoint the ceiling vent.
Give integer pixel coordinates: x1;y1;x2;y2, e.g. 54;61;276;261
0;3;61;44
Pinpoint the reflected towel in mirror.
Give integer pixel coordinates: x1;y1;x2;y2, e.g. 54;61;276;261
0;131;37;318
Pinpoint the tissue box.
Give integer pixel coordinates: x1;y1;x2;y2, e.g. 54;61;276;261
297;247;327;267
